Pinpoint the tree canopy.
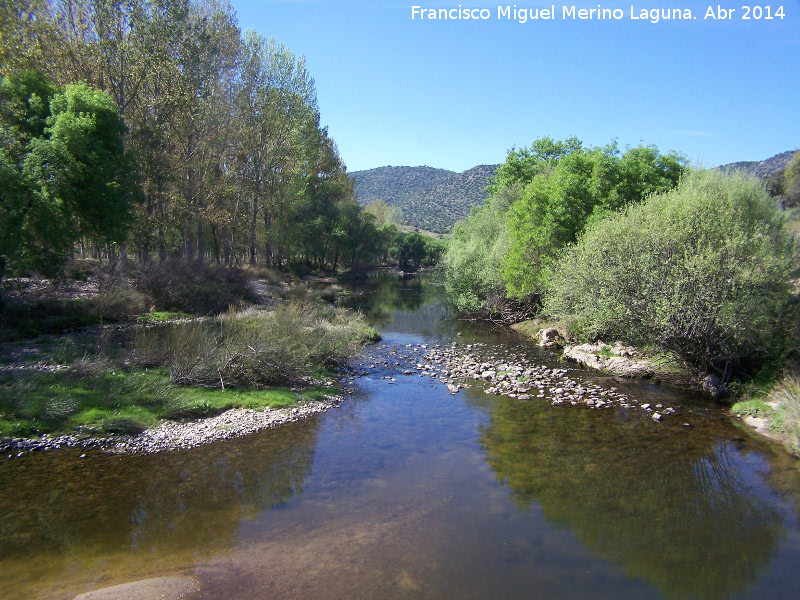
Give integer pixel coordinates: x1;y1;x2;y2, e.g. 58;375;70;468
0;71;134;280
544;169;797;376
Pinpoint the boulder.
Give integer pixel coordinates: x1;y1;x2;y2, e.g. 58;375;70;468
538;328;563;347
701;374;727;400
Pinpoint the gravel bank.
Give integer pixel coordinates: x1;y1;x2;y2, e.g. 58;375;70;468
2;394;344;457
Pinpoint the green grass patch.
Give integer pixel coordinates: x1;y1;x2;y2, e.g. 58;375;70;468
595;345;614;357
731;399;775;419
138;311;193;323
0;367;335;438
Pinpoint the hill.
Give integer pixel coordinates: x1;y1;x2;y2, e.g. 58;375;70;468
351;164;498;233
350;150;798;233
718;150;796;178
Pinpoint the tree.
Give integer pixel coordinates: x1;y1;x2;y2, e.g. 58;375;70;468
0;72;135;282
443;187;515;314
502;140;686;297
544;170;797;378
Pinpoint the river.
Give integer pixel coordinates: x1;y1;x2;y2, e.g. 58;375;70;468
2;274;800;599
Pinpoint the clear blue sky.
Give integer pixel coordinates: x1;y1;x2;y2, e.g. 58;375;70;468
231;0;799;172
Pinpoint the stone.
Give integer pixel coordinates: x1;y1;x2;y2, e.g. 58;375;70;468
701;374;727;400
538;327;563;347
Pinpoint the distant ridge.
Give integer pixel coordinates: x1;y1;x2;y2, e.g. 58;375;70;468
351;164;499;233
717;150;796;179
351;150;797;233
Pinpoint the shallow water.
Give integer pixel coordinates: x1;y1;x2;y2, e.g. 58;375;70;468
2;274;800;600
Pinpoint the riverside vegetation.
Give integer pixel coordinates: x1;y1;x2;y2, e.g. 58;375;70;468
0;0;447;448
0;271;380;443
444;138;800;456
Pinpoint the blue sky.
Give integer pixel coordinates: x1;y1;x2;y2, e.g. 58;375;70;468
231;1;800;172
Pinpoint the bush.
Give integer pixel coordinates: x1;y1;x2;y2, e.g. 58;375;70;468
544;170;797;378
137;260;257;314
443;187;515;315
134;300;375;388
92;280;149;321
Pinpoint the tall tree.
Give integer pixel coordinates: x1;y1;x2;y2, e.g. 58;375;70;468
236;30;317;265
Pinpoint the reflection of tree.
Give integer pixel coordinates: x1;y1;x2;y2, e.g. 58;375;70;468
339;275;429;323
0;419;319;563
479;401;785;600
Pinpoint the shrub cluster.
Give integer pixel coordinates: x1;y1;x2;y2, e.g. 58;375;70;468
544;170;797;377
137;260;257;314
134;300;377;388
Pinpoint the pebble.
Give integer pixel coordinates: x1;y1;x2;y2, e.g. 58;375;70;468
1;395;346;457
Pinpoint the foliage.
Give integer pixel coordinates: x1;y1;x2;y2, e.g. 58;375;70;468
133;300;375;388
443;186;515;314
137;260;257;314
0;71;135;281
544;170;797;377
502;139;687;297
784;151;800;206
769;376;800;455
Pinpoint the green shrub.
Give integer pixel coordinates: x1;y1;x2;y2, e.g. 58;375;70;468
92;281;149;321
443;187;514;315
544;170;797;377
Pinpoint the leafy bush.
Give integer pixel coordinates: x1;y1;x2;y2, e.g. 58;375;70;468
443;187;515;315
137;260;257;314
92;280;149;321
134;300;374;388
544;170;797;377
502;141;686;297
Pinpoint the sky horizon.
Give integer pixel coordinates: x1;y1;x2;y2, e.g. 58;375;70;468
231;1;799;173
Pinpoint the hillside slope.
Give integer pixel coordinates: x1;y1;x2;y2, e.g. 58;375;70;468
351;164;498;233
718;150;796;178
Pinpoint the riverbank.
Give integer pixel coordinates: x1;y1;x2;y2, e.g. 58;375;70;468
0;269;380;450
1;392;345;456
509;319;800;457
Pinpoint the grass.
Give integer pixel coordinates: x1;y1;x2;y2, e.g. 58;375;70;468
0;296;372;440
765;375;800;455
138;311;192;323
0;368;337;438
133;301;377;388
730;399;776;419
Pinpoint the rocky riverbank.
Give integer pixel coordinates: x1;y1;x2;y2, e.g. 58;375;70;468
562;341;656;378
355;341;679;421
1;394;344;457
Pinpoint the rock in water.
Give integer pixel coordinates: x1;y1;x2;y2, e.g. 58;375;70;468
701;375;727;400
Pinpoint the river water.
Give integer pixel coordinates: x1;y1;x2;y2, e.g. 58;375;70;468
2;275;800;600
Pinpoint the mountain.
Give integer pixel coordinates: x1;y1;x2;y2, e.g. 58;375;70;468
718;150;796;179
351;164;499;233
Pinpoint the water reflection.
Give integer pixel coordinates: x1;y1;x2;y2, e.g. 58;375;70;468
479;398;785;600
0;419;319;598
